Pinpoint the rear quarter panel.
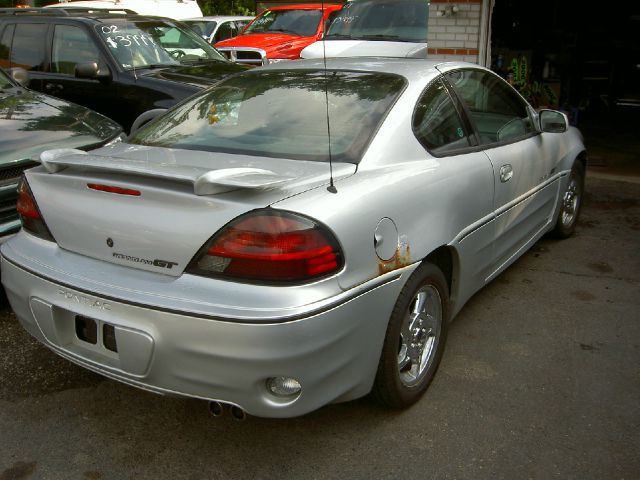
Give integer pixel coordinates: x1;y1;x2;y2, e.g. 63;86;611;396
272;90;496;312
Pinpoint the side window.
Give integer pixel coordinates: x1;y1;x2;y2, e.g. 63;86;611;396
158;26;182;46
446;69;535;145
51;25;101;75
214;22;235;42
413;78;472;155
11;24;46;71
236;20;250;33
0;24;14;69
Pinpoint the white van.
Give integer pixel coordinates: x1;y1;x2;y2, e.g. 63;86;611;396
44;0;203;19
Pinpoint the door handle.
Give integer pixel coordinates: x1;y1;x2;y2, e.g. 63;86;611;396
500;164;513;183
45;83;63;91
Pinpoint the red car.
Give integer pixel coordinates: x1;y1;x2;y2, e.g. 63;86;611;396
214;3;343;66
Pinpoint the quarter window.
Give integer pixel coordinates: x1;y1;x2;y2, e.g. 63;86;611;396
51;25;102;75
413;78;472;154
446;69;535;145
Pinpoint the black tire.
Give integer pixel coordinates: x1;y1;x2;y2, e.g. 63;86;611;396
372;263;449;408
552;161;585;238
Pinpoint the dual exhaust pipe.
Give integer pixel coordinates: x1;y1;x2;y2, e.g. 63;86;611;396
208;401;247;421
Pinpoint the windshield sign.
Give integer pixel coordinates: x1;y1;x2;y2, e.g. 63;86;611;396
96;21;227;69
326;0;428;42
129;70;406;163
244;9;323;37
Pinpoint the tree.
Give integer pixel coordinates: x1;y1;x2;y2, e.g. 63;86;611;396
198;0;255;16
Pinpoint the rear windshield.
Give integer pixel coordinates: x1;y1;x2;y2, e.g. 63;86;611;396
244;9;323;37
129;70;406;163
184;20;216;38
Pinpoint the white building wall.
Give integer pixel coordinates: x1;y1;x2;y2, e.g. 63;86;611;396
427;0;488;65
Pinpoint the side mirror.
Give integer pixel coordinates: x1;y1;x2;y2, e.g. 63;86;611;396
75;62;111;80
9;67;29;87
539;109;568;133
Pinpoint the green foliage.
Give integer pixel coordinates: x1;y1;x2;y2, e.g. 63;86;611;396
509;55;558;108
198;0;255;16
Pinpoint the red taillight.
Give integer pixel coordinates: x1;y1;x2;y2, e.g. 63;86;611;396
16;176;55;241
16;179;40;220
187;210;343;283
88;184;141;196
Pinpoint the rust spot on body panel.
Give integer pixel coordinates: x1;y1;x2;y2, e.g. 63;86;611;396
378;242;411;276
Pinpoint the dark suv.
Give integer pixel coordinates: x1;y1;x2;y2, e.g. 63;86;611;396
0;8;247;132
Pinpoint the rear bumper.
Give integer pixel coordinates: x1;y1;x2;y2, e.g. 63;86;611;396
1;247;412;418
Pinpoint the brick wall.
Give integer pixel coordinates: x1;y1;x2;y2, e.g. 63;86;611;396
427;0;483;64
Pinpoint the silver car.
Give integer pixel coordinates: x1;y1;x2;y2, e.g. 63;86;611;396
1;59;586;418
182;16;254;44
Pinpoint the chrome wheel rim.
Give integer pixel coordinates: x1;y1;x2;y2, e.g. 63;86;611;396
397;285;442;387
561;173;580;228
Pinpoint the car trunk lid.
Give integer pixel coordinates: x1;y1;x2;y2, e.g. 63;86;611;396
27;145;355;277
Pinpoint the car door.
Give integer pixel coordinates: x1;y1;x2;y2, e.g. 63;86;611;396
445;68;559;278
413;77;496;299
45;22;122;126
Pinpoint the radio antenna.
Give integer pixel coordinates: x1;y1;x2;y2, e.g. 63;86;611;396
322;0;337;193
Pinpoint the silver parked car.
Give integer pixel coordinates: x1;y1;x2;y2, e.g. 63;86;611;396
1;59;586;418
182;15;254;44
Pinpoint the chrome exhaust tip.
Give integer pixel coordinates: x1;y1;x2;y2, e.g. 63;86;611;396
229;405;247;421
208;401;224;417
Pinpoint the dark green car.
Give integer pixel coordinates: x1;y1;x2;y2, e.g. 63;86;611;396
0;67;122;238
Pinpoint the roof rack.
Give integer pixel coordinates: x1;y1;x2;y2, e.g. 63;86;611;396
0;6;137;16
0;7;70;15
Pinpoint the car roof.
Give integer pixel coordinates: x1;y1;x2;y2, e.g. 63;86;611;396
257;57;483;83
265;3;342;11
183;16;253;21
0;8;178;23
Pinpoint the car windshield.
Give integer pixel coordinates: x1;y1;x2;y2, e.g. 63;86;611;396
129;70;406;163
243;9;323;37
96;20;227;70
325;0;428;42
184;20;216;38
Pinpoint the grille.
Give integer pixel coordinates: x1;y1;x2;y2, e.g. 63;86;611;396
0;161;38;185
217;47;266;66
237;51;263;60
0;198;19;224
0;161;36;232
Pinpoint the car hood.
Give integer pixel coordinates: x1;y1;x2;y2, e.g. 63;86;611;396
0;89;121;165
27;143;356;277
300;40;428;59
140;61;247;89
215;33;312;52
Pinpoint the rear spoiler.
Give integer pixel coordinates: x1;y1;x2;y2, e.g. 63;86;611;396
37;149;292;195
